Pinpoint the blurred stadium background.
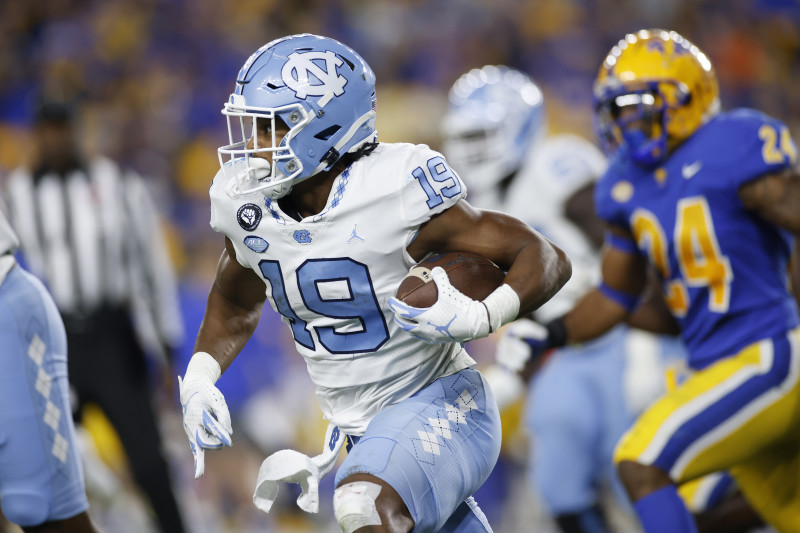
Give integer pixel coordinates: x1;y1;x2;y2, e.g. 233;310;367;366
0;1;797;532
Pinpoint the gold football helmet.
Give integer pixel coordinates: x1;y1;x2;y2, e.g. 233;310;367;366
594;29;720;165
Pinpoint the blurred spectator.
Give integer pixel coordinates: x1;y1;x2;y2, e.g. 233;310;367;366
2;1;798;189
3;99;186;533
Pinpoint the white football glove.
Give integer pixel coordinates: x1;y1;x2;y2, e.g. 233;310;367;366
495;318;549;372
388;267;519;344
178;352;232;479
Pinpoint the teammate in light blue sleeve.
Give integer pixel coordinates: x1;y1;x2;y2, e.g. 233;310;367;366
523;328;688;530
0;206;100;532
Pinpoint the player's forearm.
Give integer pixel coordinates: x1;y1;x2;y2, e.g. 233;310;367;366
740;170;800;233
768;182;800;233
415;204;572;317
626;278;680;335
194;285;263;373
505;237;572;316
626;301;680;335
562;288;629;344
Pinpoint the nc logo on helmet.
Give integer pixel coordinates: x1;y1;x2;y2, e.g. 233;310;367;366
282;50;347;100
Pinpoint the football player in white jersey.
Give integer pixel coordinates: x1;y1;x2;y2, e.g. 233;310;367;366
177;34;571;533
442;65;607;315
0;205;101;532
443;66;693;533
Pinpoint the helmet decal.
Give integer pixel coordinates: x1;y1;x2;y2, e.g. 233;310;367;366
281;50;348;102
646;40;665;53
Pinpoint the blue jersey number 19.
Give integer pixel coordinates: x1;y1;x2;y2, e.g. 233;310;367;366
258;258;389;354
412;156;462;209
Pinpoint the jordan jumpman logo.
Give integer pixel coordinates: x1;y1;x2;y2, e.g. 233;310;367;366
347;223;365;243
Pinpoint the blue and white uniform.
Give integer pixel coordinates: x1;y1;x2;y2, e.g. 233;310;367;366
209;143;501;532
0;205;88;526
527;328;687;517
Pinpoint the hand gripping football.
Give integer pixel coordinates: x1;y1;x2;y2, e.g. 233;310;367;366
396;252;506;308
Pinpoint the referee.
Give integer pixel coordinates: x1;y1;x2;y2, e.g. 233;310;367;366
5;101;186;533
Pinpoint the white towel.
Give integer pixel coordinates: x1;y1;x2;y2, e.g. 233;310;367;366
253;423;346;514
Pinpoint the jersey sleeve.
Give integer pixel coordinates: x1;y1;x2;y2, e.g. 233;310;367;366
209;169;251;268
712;109;798;189
593;157;630;229
545;134;608;201
400;145;468;227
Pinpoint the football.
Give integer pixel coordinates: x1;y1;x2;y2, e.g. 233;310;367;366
395;252;506;308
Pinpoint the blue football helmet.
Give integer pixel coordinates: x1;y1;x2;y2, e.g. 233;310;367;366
442;66;545;190
218;34;378;198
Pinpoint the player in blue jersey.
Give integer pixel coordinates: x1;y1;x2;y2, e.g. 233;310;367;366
510;29;800;533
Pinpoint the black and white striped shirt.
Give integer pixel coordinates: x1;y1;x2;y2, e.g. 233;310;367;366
0;199;20;284
5;156;183;361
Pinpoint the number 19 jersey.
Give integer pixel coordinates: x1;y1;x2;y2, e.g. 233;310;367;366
209;143;473;434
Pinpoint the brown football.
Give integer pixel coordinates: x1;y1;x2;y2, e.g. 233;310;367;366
396;252;506;308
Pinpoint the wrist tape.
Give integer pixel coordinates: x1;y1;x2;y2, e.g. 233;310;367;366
483;284;521;333
185;351;222;384
545;318;568;349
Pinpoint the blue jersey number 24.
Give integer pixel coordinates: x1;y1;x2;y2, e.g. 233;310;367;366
258;258;389;354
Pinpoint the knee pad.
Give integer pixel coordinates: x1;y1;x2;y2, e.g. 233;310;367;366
1;491;49;527
333;481;383;533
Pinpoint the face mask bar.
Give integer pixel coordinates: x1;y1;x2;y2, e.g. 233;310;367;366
594;80;689;165
218;102;311;198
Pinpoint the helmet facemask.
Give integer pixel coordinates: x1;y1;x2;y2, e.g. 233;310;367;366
594;80;689;166
218;95;314;199
442;124;512;189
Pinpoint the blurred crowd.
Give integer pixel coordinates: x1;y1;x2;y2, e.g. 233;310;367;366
0;0;798;532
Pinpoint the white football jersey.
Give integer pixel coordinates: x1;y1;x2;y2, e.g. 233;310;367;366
210;143;475;435
503;134;607;321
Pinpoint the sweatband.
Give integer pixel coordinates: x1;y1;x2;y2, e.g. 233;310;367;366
605;231;640;254
598;281;640;312
544;317;568;348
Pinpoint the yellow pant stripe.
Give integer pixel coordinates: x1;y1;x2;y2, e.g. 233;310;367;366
614;338;765;466
616;328;800;483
